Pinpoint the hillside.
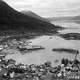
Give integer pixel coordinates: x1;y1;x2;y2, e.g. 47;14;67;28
21;11;49;22
0;0;60;33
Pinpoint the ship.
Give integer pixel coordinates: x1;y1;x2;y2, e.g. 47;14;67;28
17;45;45;52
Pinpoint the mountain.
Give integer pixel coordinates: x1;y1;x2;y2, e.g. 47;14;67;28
48;17;72;22
0;0;60;33
21;11;49;22
71;15;80;20
48;15;80;24
70;16;80;24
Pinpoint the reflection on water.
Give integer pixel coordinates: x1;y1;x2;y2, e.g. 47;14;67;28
5;21;80;67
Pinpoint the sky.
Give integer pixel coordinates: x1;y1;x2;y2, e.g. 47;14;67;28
4;0;80;17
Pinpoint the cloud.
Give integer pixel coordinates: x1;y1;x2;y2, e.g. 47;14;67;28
4;0;80;17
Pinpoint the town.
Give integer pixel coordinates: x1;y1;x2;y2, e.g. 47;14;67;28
0;53;80;80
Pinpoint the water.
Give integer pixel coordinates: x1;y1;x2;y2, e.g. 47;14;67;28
5;21;80;67
52;21;80;29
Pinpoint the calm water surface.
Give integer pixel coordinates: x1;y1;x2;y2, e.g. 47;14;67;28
6;21;80;67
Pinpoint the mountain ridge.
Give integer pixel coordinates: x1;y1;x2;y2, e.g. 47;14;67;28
21;11;49;22
0;0;60;33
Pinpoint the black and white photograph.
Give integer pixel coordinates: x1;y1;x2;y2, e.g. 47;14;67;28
0;0;80;80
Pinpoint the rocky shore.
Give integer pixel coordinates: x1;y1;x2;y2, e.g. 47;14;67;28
59;33;80;40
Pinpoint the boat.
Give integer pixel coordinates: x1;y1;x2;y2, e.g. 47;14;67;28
18;45;45;51
26;45;45;51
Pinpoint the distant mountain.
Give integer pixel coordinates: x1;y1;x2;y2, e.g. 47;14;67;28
48;17;72;22
0;0;60;33
21;11;49;22
71;16;80;20
48;15;80;24
70;16;80;24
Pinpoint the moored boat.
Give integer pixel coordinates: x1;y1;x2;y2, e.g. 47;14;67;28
18;45;45;51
